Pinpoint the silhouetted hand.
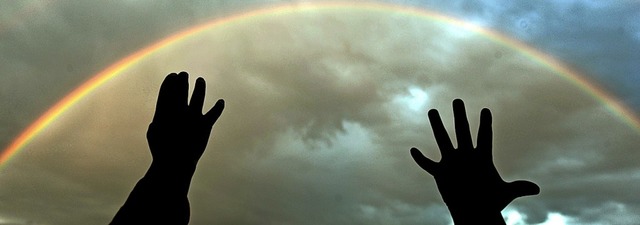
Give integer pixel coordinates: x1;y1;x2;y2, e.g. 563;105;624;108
410;99;539;225
111;72;224;225
147;71;224;169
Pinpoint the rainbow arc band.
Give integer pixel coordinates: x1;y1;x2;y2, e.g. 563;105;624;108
1;2;638;167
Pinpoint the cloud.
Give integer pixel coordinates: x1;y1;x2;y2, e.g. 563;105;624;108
413;0;640;110
0;1;638;225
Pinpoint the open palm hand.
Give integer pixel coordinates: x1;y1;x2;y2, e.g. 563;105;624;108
147;72;224;168
411;99;539;224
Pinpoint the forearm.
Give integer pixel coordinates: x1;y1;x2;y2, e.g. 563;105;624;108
110;161;196;225
448;207;505;225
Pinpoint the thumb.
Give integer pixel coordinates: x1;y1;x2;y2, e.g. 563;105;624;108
507;180;540;199
410;148;438;176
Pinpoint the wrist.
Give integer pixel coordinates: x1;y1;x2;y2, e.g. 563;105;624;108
147;160;197;179
142;160;197;197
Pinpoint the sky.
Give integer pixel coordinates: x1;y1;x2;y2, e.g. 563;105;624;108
0;0;639;224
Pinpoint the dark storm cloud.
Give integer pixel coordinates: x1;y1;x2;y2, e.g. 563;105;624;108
0;1;639;225
400;0;640;112
170;13;639;224
521;1;640;110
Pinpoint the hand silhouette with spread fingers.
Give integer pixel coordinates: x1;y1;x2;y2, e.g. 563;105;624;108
147;72;225;170
111;72;224;225
410;99;539;225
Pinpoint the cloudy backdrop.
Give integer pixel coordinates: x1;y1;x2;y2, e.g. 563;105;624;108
0;1;639;224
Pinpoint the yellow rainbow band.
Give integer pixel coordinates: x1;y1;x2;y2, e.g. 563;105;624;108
1;2;638;167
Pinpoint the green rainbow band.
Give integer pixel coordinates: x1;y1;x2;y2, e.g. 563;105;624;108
1;2;638;168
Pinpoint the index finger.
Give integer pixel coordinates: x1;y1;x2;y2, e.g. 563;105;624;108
428;109;454;154
204;99;225;126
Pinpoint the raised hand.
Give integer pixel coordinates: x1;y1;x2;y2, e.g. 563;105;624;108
410;99;539;225
111;72;224;225
147;71;224;169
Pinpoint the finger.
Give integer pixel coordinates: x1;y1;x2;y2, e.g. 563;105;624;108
176;71;189;111
410;148;438;176
508;180;540;199
453;99;473;150
204;99;225;126
189;77;206;114
428;109;454;153
476;108;493;152
153;73;179;122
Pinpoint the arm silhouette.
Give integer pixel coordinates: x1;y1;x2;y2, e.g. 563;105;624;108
111;72;224;225
410;99;539;225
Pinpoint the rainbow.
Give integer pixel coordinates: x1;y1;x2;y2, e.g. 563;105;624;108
1;2;638;167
